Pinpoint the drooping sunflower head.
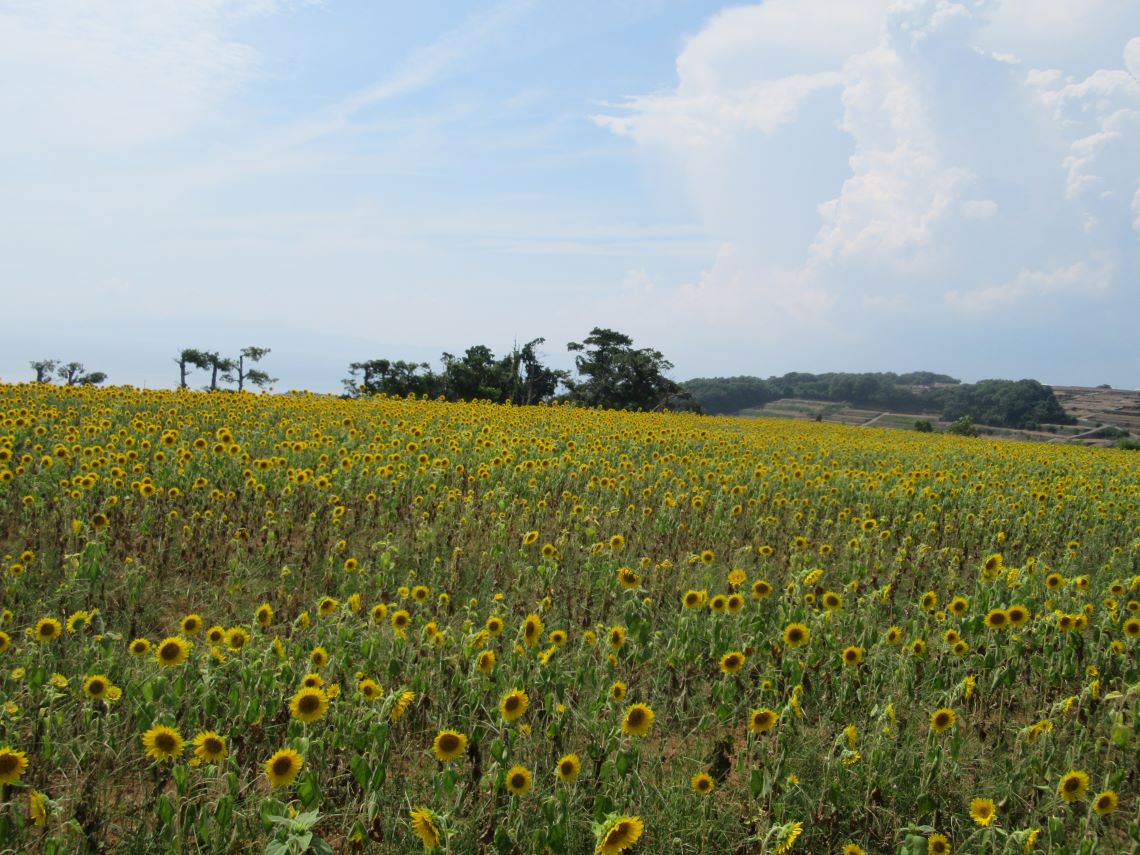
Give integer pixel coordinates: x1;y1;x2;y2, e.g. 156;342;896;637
609;625;626;649
409;807;441;851
522;614;542;646
596;815;644;855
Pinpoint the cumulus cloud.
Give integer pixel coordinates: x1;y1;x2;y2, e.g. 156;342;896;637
945;259;1114;312
596;0;1140;359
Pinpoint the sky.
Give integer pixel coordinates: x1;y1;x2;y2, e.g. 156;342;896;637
1;0;1138;393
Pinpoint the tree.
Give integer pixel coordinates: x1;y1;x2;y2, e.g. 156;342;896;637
55;362;107;386
565;328;691;411
507;338;566;405
230;346;277;392
174;349;209;389
947;415;979;437
343;359;440;398
30;359;59;383
202;352;236;392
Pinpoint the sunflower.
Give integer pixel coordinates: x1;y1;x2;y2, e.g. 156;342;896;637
290;686;330;723
927;833;951;855
390;610;411;635
141;725;184;762
727;568;746;587
523;614;543;646
1058;769;1090;802
0;746;29;784
930;707;957;734
192;731;228;763
911;639;927;656
948;596;969;615
747;709;779;737
486;615;504;635
610;681;627;702
391;690;416;722
1092;790;1118;816
431;730;467;762
774;820;803;853
371;603;389;624
549;629;567;647
595;815;643;855
885;626;902;644
34;617;62;642
256;604;274;628
477;650;496;673
505;764;532;794
180;614;203;635
783;623;809;648
690;772;714;795
621;703;655;737
82;674;111;700
969;797;996;827
0;630;8;654
412;585;429;602
265;748;303;788
843;846;866;855
129;638;151;656
709;595;728;613
556;753;581;782
206;625;226;644
617;567;640;589
1005;604;1030;626
155;636;191;667
609;625;626;649
359;678;382;699
523;530;540;546
752;580;773;599
317;597;338;616
726;593;745;613
29;788;48;826
302;673;325;689
500;689;529;722
225;626;250;651
984;609;1008;630
409;807;441;851
1123;617;1139;637
714;650;745;675
842;646;864;666
310;646;329;668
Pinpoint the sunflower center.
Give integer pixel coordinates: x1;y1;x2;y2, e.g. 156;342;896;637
299;695;320;714
504;697;519;712
0;754;17;774
1064;778;1079;792
89;680;106;695
561;761;574;775
511;773;526;788
628;709;645;726
160;643;180;660
439;735;459;753
38;625;54;637
204;737;224;754
155;733;176;752
272;756;294;775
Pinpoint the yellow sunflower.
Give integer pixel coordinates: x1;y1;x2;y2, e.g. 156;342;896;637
431;730;467;762
500;689;529;722
155;636;191;667
192;731;228;763
969;797;996;827
409;807;441;851
505;764;532;794
289;686;330;723
783;623;810;648
595;815;643;855
749;708;779;735
690;772;714;795
1058;770;1090;802
265;748;303;788
930;707;957;734
0;746;29;784
620;703;655;737
556;753;581;782
141;725;184;762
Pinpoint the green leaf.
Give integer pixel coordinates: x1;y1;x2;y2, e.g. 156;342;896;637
156;795;175;828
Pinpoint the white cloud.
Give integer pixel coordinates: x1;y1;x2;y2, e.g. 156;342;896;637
961;199;999;218
1127;36;1140;79
944;259;1113;311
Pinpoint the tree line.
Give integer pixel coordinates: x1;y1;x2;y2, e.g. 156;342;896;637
682;372;1075;430
343;328;694;412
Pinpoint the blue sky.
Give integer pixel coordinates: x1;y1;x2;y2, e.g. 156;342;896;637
2;0;1138;392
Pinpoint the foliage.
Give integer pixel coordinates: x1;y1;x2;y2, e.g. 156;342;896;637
913;419;934;433
934;379;1075;430
565;328;692;411
29;359;106;386
681;376;777;415
947;415;979;436
0;384;1137;854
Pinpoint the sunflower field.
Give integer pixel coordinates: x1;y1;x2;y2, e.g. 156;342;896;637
0;383;1137;855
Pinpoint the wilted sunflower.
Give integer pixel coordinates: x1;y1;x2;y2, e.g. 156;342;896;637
505;764;532;794
621;703;655;737
500;689;529;722
0;746;29;784
141;725;184;762
431;730;467;762
1058;770;1090;802
930;707;957;734
720;651;746;674
265;748;303;788
556;753;581;782
409;807;441;851
390;690;416;722
749;708;779;735
969;797;996;827
155;636;191;667
617;567;640;589
783;623;809;648
289;686;329;723
192;731;228;763
690;772;714;795
595;815;643;855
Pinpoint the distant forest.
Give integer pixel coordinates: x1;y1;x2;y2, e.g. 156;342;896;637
682;373;1076;430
